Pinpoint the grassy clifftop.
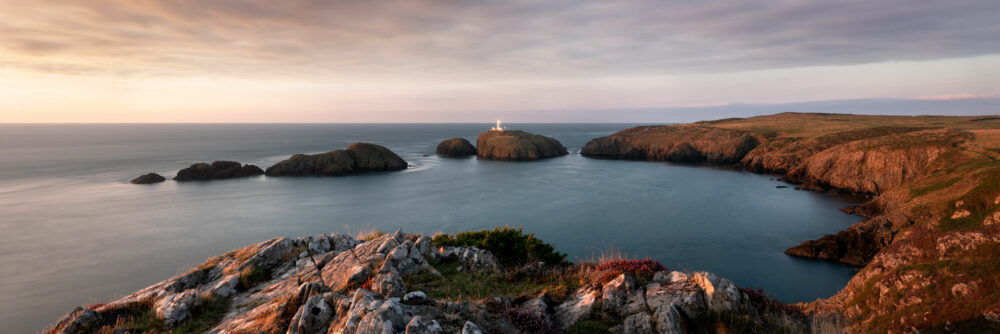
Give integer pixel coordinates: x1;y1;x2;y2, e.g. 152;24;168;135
584;112;1000;332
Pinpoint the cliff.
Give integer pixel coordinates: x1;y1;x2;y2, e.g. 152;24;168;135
45;228;816;334
476;130;567;161
265;143;407;176
581;125;763;163
581;113;1000;332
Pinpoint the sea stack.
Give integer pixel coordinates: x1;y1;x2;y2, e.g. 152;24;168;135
476;130;567;161
436;138;477;157
265;142;407;176
173;161;264;181
130;173;166;184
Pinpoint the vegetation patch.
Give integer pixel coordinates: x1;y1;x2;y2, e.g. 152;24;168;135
238;265;270;290
405;259;575;302
432;226;567;268
565;320;611;334
909;176;962;198
486;300;557;334
939;169;1000;230
87;296;231;334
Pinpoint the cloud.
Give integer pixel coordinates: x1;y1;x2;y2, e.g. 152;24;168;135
916;93;999;101
0;0;998;80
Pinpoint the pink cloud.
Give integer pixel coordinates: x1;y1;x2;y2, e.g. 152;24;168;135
916;93;998;101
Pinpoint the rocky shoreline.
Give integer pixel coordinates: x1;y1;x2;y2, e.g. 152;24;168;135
46;228;809;334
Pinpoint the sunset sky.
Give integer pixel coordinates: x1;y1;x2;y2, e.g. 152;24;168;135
2;0;999;122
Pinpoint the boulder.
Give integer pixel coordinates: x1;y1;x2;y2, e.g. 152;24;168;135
173;160;264;181
288;294;333;334
553;286;600;329
476;130;567;161
435;246;503;273
461;321;483;334
49;307;101;334
154;289;201;328
264;142;407;176
403;291;429;305
691;272;743;312
130;173;165;184
436;138;477;157
405;316;443;334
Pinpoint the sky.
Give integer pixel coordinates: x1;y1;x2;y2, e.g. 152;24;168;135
1;0;999;123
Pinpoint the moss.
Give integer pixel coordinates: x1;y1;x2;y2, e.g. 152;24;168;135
432;225;567;268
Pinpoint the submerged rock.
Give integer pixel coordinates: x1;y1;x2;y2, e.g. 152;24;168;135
130;173;166;184
265;142;407;176
173;160;263;181
477;130;567;161
436;138;477;157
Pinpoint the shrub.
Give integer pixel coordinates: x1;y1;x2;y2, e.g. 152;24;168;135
594;258;665;276
432;226;567;268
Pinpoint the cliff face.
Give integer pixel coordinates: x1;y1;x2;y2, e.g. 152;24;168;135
581;125;763;163
46;230;785;334
580;113;1000;332
265;143;407;176
476;130;567;161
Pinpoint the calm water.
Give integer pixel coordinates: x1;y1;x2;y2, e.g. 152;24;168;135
0;124;861;333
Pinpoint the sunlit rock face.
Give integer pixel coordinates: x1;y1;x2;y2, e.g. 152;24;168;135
264;142;407;176
476;130;567;161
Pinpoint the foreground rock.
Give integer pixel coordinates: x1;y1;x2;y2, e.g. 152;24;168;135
45;230;778;334
477;130;567;160
129;173;165;184
436;138;477;157
265;142;407;176
173;160;264;181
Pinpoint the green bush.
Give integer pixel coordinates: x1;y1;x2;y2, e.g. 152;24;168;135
432;226;567;268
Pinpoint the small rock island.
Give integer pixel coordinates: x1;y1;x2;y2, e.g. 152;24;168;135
476;129;567;161
173;161;264;181
129;173;166;184
436;138;477;157
265;142;407;176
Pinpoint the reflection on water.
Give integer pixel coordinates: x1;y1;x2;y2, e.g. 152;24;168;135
0;124;860;333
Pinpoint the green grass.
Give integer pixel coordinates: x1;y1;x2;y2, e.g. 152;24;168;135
404;259;573;301
939;169;1000;230
909;177;962;198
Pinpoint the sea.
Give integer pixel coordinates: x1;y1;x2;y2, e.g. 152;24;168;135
0;123;862;333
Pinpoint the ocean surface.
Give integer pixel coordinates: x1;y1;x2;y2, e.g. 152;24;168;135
0;123;862;333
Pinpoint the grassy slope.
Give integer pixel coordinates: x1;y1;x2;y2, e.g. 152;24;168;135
690;113;1000;331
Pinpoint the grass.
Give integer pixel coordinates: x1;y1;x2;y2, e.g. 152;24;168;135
358;229;386;241
238;265;270;290
405;259;575;302
88;296;232;334
432;225;567;268
909;177;962;198
939;169;1000;230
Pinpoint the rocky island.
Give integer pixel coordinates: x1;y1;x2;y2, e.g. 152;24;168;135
583;112;1000;332
477;130;567;161
436;138;477;157
174;161;265;182
46;227;817;334
130;173;166;184
264;143;407;177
